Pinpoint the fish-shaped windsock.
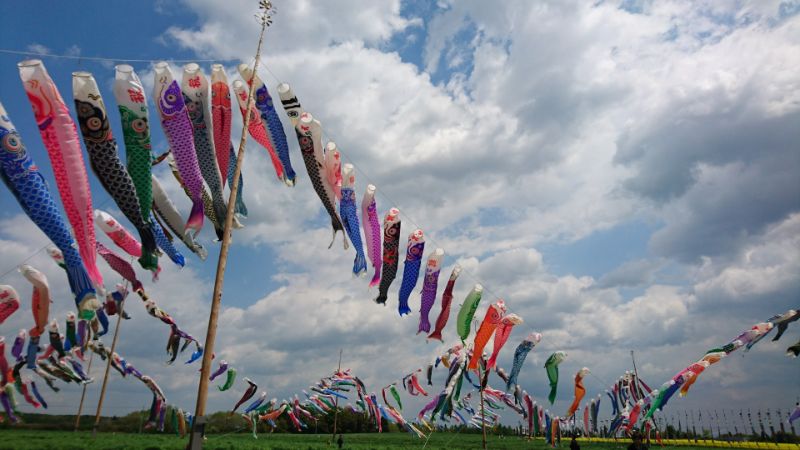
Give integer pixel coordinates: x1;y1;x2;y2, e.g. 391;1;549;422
787;339;800;357
11;329;26;360
340;163;367;276
149;213;184;268
96;242;143;292
113;65;154;224
375;208;401;304
218;368;236;391
277;82;303;127
18;60;103;291
94;209;143;258
418;249;444;334
487;313;523;369
182;64;229;234
456;284;484;342
726;322;774;353
210;64;233;186
678;360;710;397
789;403;800;425
232;79;285;183
361;184;382;287
0;286;21;325
94;209;164;276
73;72;158;271
653;368;692;412
324;142;342;200
566;367;590;418
64;313;77;351
209;360;228;381
227;145;248;219
467;300;507;370
506;332;542;391
151;174;207;260
582;403;590;434
428;265;461;342
773;309;799;342
398;229;425;316
165;139;223;239
244;391;267;414
153;62;205;238
238;63;295;186
625;398;645;432
0;100;99;317
19;265;50;337
295;112;347;249
232;378;257;413
544;351;567;404
524;392;534;436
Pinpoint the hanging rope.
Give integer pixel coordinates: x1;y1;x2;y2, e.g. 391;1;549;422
0;48;240;64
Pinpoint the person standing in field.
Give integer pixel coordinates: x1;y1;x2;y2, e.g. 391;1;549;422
628;432;648;450
570;435;580;450
337;433;343;449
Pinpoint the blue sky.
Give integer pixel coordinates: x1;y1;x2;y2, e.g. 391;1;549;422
1;0;798;429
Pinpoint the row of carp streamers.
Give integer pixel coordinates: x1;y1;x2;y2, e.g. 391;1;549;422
1;57;798;435
189;305;800;442
0;55;522;429
0;54;534;428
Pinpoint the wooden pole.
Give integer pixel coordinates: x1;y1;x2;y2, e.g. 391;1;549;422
189;3;273;448
91;296;127;435
480;364;487;450
331;348;343;442
74;350;95;431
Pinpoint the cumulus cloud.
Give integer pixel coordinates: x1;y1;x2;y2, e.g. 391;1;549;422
2;0;798;423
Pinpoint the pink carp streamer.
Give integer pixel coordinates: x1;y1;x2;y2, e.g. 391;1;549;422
94;209;161;280
94;209;142;257
361;184;381;287
18;59;102;289
486;313;523;369
0;286;20;325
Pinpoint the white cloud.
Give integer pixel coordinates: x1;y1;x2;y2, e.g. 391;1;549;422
3;0;798;423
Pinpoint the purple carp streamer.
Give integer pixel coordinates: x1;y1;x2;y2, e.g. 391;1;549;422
153;62;205;238
418;248;444;334
361;184;381;287
18;59;103;290
0;101;99;317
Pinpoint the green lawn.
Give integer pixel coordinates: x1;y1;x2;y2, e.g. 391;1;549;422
0;430;715;450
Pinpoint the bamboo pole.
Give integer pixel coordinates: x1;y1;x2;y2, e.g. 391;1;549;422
73;350;95;431
188;3;273;448
480;363;488;450
331;348;342;442
91;296;127;435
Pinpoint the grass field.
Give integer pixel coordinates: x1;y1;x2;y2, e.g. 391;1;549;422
0;430;731;450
